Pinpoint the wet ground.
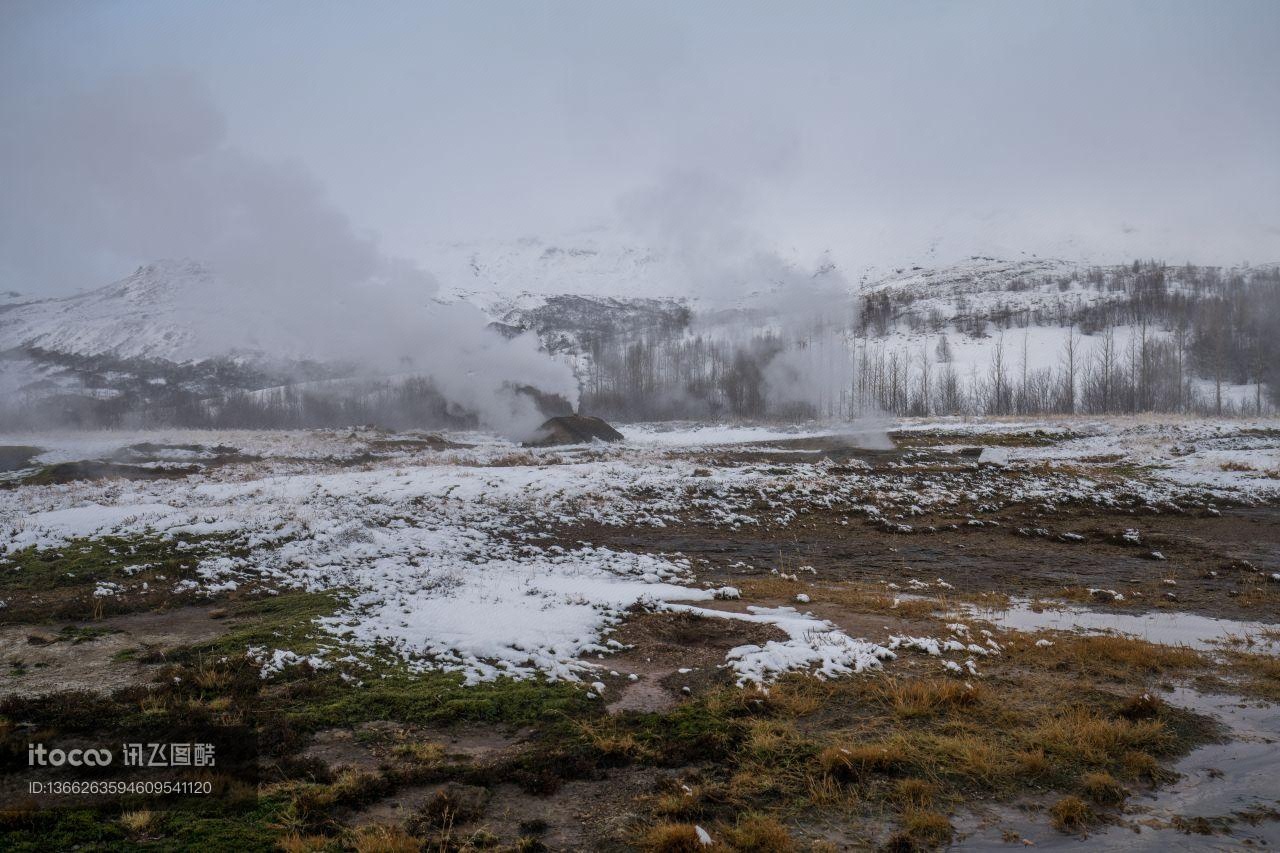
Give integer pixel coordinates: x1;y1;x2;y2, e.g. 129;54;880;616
954;687;1280;850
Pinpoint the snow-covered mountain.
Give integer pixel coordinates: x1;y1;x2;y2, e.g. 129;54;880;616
425;236;680;301
0;245;1086;365
0;260;208;361
1;243;1275;427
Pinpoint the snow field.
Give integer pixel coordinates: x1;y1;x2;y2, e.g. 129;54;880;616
1;417;1276;686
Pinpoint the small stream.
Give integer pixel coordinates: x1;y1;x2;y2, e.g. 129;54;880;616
947;595;1280;849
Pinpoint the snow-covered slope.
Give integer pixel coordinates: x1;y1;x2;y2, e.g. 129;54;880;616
2;243;1273;422
0;247;1092;366
427;236;673;300
0;260;207;361
424;233;847;307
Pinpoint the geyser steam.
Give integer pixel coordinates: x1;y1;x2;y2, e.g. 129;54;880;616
0;71;577;438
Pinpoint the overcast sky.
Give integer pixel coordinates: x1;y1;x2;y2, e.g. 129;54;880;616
2;0;1278;295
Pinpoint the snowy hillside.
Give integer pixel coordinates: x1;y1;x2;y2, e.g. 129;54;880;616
427;236;679;301
1;245;1275;427
0;248;1107;366
0;260;207;361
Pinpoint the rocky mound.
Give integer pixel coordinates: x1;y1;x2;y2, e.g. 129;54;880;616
525;414;624;447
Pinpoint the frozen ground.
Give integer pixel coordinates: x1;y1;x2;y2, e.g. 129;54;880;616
2;416;1277;687
2;415;1278;849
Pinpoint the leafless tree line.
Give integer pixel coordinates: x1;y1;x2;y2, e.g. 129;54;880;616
581;260;1278;421
853;321;1269;418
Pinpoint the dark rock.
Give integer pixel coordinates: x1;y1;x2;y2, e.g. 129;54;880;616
524;415;624;447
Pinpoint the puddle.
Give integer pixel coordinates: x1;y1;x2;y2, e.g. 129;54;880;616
960;599;1280;654
952;687;1280;850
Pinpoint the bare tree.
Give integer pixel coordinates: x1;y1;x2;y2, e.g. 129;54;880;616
1060;323;1080;414
916;346;933;415
988;333;1009;415
935;333;953;363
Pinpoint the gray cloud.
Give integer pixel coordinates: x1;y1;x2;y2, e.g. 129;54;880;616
2;0;1278;292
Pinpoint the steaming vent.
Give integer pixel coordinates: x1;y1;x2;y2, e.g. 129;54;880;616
523;414;624;447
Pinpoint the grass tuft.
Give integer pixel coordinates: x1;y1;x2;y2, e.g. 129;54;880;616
818;740;906;782
351;824;420;853
721;813;795;851
117;809;156;834
1080;771;1127;805
1049;795;1092;833
643;821;723;852
879;678;983;719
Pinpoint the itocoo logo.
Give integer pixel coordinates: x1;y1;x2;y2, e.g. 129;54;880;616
28;743;113;767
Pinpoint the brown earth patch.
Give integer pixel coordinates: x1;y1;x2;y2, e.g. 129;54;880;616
0;605;229;698
602;609;786;713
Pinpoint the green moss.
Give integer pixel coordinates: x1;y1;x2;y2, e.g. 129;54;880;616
151;798;288;852
14;461;198;487
58;625;121;644
199;591;342;659
0;535;227;593
0;797;290;852
0;534;257;624
0;809;129;851
178;589;593;732
283;668;591;731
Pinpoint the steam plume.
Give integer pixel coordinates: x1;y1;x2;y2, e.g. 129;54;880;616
0;71;577;437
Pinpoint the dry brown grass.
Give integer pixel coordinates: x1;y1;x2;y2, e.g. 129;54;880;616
1013;748;1051;779
890;778;937;810
642;822;727;852
575;719;652;762
1225;650;1280;700
876;678;984;718
817;740;908;782
726;766;780;801
1016;633;1203;679
896;809;954;847
1049;795;1092;833
332;769;382;800
1233;574;1279;609
1053;587;1134;607
741;719;806;764
137;691;171;715
920;733;1009;785
117;809;156;834
720;813;796;851
1080;771;1128;805
192;658;233;691
1032;708;1172;767
735;576;806;600
1116;691;1164;720
351;824;421;853
1119;749;1164;782
709;679;829;718
277;833;332;853
651;789;705;820
737;655;1203;833
391;740;445;765
802;770;853;807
